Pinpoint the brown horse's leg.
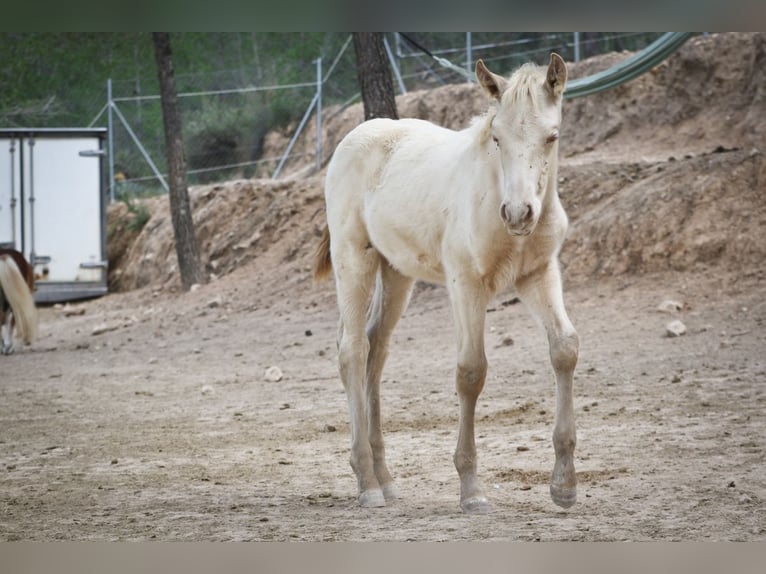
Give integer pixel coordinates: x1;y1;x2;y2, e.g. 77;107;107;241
517;262;579;508
1;307;12;355
448;275;492;514
1;268;12;354
365;263;414;501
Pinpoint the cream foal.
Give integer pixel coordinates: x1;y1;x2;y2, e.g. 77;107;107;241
315;54;578;514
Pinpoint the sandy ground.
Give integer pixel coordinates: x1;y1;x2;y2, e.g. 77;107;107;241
1;265;764;541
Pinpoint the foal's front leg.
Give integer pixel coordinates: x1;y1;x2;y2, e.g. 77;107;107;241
517;262;579;508
448;277;492;514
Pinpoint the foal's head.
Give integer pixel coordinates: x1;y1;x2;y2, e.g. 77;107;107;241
477;54;567;236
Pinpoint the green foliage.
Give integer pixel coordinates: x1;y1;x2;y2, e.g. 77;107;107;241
0;33;663;187
0;32;350;128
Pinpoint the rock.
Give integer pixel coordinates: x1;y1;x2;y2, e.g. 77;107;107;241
665;320;687;337
264;366;283;382
200;385;215;395
62;305;86;317
657;299;683;313
91;323;119;336
207;297;223;309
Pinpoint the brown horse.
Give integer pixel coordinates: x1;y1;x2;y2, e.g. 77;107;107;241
0;248;38;355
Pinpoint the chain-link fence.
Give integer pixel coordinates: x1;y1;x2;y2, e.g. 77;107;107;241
0;33;664;202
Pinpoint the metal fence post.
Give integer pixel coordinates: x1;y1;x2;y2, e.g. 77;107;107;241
384;35;407;95
574;32;581;62
316;57;322;172
466;32;472;74
107;79;116;202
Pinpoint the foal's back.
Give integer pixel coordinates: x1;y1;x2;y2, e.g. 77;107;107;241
325;118;472;284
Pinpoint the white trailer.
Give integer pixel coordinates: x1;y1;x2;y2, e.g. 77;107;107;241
0;128;108;303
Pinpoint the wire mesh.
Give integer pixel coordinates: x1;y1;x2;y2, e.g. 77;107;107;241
0;33;666;199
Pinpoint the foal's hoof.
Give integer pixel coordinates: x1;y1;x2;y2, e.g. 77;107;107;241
359;488;386;508
550;484;577;508
381;482;401;502
460;496;493;515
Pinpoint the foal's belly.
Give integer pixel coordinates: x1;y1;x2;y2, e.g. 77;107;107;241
366;218;446;284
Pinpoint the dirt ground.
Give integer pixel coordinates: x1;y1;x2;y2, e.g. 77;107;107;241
1;32;765;541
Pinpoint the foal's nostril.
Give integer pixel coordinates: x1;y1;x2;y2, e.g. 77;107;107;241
522;203;533;222
500;203;510;223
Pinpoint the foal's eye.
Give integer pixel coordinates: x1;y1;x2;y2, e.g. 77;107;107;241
545;130;559;144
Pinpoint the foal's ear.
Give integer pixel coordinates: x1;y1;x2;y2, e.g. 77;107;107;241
546;53;567;98
476;59;507;102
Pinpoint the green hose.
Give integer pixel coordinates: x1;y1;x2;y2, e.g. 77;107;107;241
564;33;696;99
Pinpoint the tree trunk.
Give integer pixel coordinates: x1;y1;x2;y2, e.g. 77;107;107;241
352;33;398;121
152;32;206;291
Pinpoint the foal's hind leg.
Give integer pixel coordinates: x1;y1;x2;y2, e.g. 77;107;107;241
517;262;579;508
365;263;414;501
333;242;385;507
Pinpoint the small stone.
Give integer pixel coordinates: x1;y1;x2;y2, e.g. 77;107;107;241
305;329;313;337
665;320;687;337
500;335;514;347
657;299;683;313
207;297;223;309
200;385;215;395
324;424;337;433
264;366;283;382
63;306;86;317
91;323;119;336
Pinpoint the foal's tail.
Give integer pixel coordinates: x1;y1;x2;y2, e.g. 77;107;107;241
312;226;333;282
0;256;38;344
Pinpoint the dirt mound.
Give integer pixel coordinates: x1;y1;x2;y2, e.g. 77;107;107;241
110;177;325;292
107;32;766;293
560;148;765;280
561;32;766;160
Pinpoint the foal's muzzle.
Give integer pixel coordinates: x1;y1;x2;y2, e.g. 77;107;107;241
500;201;536;235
